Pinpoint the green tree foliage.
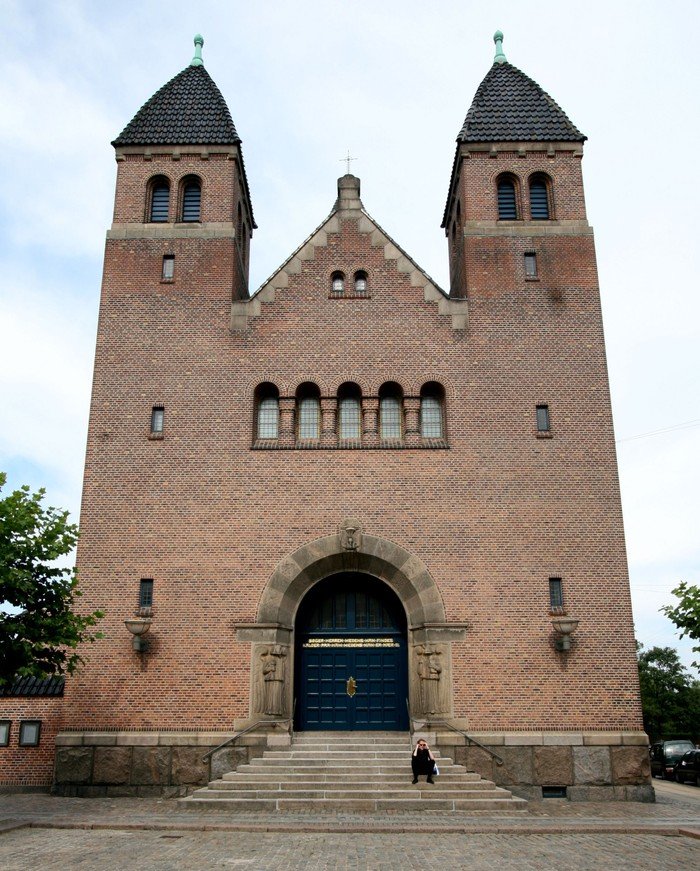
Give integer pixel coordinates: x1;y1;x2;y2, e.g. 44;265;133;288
637;642;700;742
0;473;103;688
661;582;700;668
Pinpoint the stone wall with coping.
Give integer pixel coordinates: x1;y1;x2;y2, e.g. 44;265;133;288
429;730;653;802
52;730;283;797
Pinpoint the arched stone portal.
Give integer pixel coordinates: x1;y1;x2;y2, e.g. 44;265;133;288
233;522;469;726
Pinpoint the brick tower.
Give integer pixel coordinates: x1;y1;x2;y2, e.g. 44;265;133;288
0;33;650;802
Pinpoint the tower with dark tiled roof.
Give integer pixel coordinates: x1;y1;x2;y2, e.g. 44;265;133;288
109;34;255;301
443;31;591;303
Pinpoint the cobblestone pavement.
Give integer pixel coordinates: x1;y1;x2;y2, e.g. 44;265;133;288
1;785;699;869
0;828;699;870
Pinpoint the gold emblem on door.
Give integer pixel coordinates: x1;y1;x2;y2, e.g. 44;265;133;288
346;676;357;697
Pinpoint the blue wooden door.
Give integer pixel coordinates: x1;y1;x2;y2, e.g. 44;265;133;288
296;573;409;731
299;644;407;730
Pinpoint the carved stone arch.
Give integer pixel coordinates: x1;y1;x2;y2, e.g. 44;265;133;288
257;532;446;628
237;529;468;724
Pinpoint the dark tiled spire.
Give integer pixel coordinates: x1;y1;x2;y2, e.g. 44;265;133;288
457;32;586;143
112;36;240;147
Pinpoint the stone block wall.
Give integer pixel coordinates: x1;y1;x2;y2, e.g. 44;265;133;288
443;730;653;801
52;731;273;797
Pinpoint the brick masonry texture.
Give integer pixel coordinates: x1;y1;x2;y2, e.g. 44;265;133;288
62;139;641;737
0;697;62;786
0;60;645;796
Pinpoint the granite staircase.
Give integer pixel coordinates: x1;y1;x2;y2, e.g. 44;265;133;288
181;731;526;812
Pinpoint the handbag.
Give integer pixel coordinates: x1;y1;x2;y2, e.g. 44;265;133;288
433;763;439;776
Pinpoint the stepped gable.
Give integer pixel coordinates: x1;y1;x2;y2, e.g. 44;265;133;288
457;61;586;143
112;63;241;147
232;174;468;332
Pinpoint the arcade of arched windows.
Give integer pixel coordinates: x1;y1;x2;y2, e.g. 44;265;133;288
252;381;447;449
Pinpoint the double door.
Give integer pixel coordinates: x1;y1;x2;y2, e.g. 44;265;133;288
298;643;408;730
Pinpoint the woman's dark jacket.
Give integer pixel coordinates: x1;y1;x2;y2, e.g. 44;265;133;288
411;747;435;775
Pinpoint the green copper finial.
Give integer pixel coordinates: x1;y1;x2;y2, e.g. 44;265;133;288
191;34;204;66
493;30;507;64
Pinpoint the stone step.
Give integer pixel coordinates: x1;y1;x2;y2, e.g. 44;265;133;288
220;772;483;784
208;781;500;794
193;787;515;801
259;750;444;760
238;756;466;777
181;796;525;812
181;731;526;813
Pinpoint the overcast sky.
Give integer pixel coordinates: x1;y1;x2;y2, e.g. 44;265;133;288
1;0;698;671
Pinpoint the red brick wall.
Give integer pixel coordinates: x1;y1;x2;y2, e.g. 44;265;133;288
66;145;642;735
0;698;63;786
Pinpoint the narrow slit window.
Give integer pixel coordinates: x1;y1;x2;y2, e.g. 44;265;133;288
354;270;368;294
162;255;175;281
150;406;164;435
182;181;201;222
331;271;345;294
298;396;320;439
380;395;402;439
139;578;154;609
530;177;550;220
420;385;445;439
497;177;518;220
339;397;361;439
150;181;170;222
19;721;41;746
536;404;550;433
257;396;279;439
524;253;537;278
549;578;564;610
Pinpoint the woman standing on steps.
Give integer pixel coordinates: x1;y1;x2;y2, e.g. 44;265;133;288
411;739;436;784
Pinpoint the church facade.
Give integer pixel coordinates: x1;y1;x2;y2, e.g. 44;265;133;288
1;33;652;800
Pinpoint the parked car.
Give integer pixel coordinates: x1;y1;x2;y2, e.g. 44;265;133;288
674;750;700;784
650;740;695;779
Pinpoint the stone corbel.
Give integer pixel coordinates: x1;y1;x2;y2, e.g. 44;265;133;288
410;622;470;644
233;623;292;645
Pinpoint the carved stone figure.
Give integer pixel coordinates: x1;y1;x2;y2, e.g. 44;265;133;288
416;643;443;715
260;644;287;716
339;518;362;551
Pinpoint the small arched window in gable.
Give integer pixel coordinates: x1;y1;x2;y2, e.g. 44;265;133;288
297;383;321;440
181;177;202;222
338;382;362;440
379;382;403;440
149;177;170;222
331;271;345;294
256;383;280;440
529;174;551;220
354;270;368;294
420;382;445;439
497;175;518;220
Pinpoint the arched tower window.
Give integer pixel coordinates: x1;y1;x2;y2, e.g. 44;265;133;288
331;271;345;294
420;382;445;439
181;177;202;222
354;270;368;294
296;382;321;440
148;177;170;222
529;174;551;220
338;382;362;439
255;383;279;440
379;382;403;440
497;174;518;220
